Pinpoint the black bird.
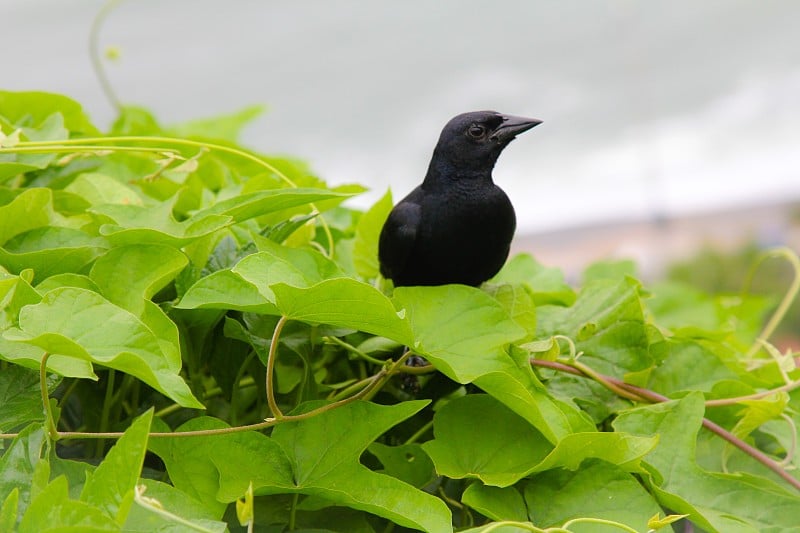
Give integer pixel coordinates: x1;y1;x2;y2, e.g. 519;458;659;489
378;110;541;287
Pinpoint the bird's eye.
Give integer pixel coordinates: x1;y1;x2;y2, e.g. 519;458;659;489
467;124;486;138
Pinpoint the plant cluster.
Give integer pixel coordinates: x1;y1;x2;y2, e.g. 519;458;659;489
0;90;799;532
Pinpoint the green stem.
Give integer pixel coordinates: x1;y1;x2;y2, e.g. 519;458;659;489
89;0;124;112
329;376;374;401
325;335;387;365
478;522;542;533
560;517;639;533
4;347;404;443
7;136;337;257
567;360;641;402
56;378;81;416
404;420;434;445
778;413;797;467
742;246;800;358
436;486;474;528
231;350;258;426
0;144;181;155
704;378;800;406
397;363;438;375
356;349;415;402
12;367;389;442
266;316;288;419
288;493;299;531
39;353;59;441
553;334;578;359
95;369;116;457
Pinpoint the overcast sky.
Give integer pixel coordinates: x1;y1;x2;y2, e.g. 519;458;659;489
5;0;800;232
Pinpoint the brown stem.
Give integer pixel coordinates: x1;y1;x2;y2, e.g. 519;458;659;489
530;358;800;492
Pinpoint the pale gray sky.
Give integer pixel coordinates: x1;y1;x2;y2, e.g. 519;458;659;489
5;0;800;232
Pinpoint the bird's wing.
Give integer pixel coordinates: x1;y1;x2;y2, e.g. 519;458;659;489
378;200;422;281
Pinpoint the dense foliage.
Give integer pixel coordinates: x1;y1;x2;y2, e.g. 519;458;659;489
0;90;799;532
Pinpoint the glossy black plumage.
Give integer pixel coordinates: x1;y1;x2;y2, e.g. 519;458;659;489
378;110;541;287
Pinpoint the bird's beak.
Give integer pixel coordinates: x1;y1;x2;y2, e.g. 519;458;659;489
491;115;542;142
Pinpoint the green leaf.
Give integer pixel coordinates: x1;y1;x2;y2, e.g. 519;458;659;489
492;254;576;306
80;410;153;524
261;212;318;244
0;487;19;532
647;337;747;395
0;337;95;380
0;274;90;377
0;271;41;328
0;227;107;279
5;287;202;408
353;189;392;279
123;478;228;533
262;401;451;533
483;282;537;338
476;354;597;444
524;460;663;531
64;172;143;207
152;402;452;532
35;273;100;294
19;475;118;532
177;241;345;314
168;105;265;142
422;394;552;487
0;275;97;379
273;279;414;343
89;244;188;316
647;281;771;343
0;113;70;181
613;393;800;532
461;484;528;522
537;277;652;378
146;417;233;519
367;442;436;488
0;425;46;523
233;239;344;299
529;431;657;474
0;188;57;245
394;285;592;442
0;90;99;135
393;285;526;383
648;513;691;530
423;395;655;487
190;188;355;224
582;259;637;283
110;106;163;136
91;199;232;248
0;365;59;432
176;269;278;313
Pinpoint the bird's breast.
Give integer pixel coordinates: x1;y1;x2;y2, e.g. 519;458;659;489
412;185;516;285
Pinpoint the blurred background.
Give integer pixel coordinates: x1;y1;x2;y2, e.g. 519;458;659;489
5;1;800;287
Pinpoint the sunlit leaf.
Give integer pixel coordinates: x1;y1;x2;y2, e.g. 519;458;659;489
524;460;663;530
151;401;452;532
80;410;153;523
423;395;655;486
5;287;201;408
613;393;800;532
353;188;392;279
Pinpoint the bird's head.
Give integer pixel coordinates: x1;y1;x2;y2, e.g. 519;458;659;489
428;110;542;179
